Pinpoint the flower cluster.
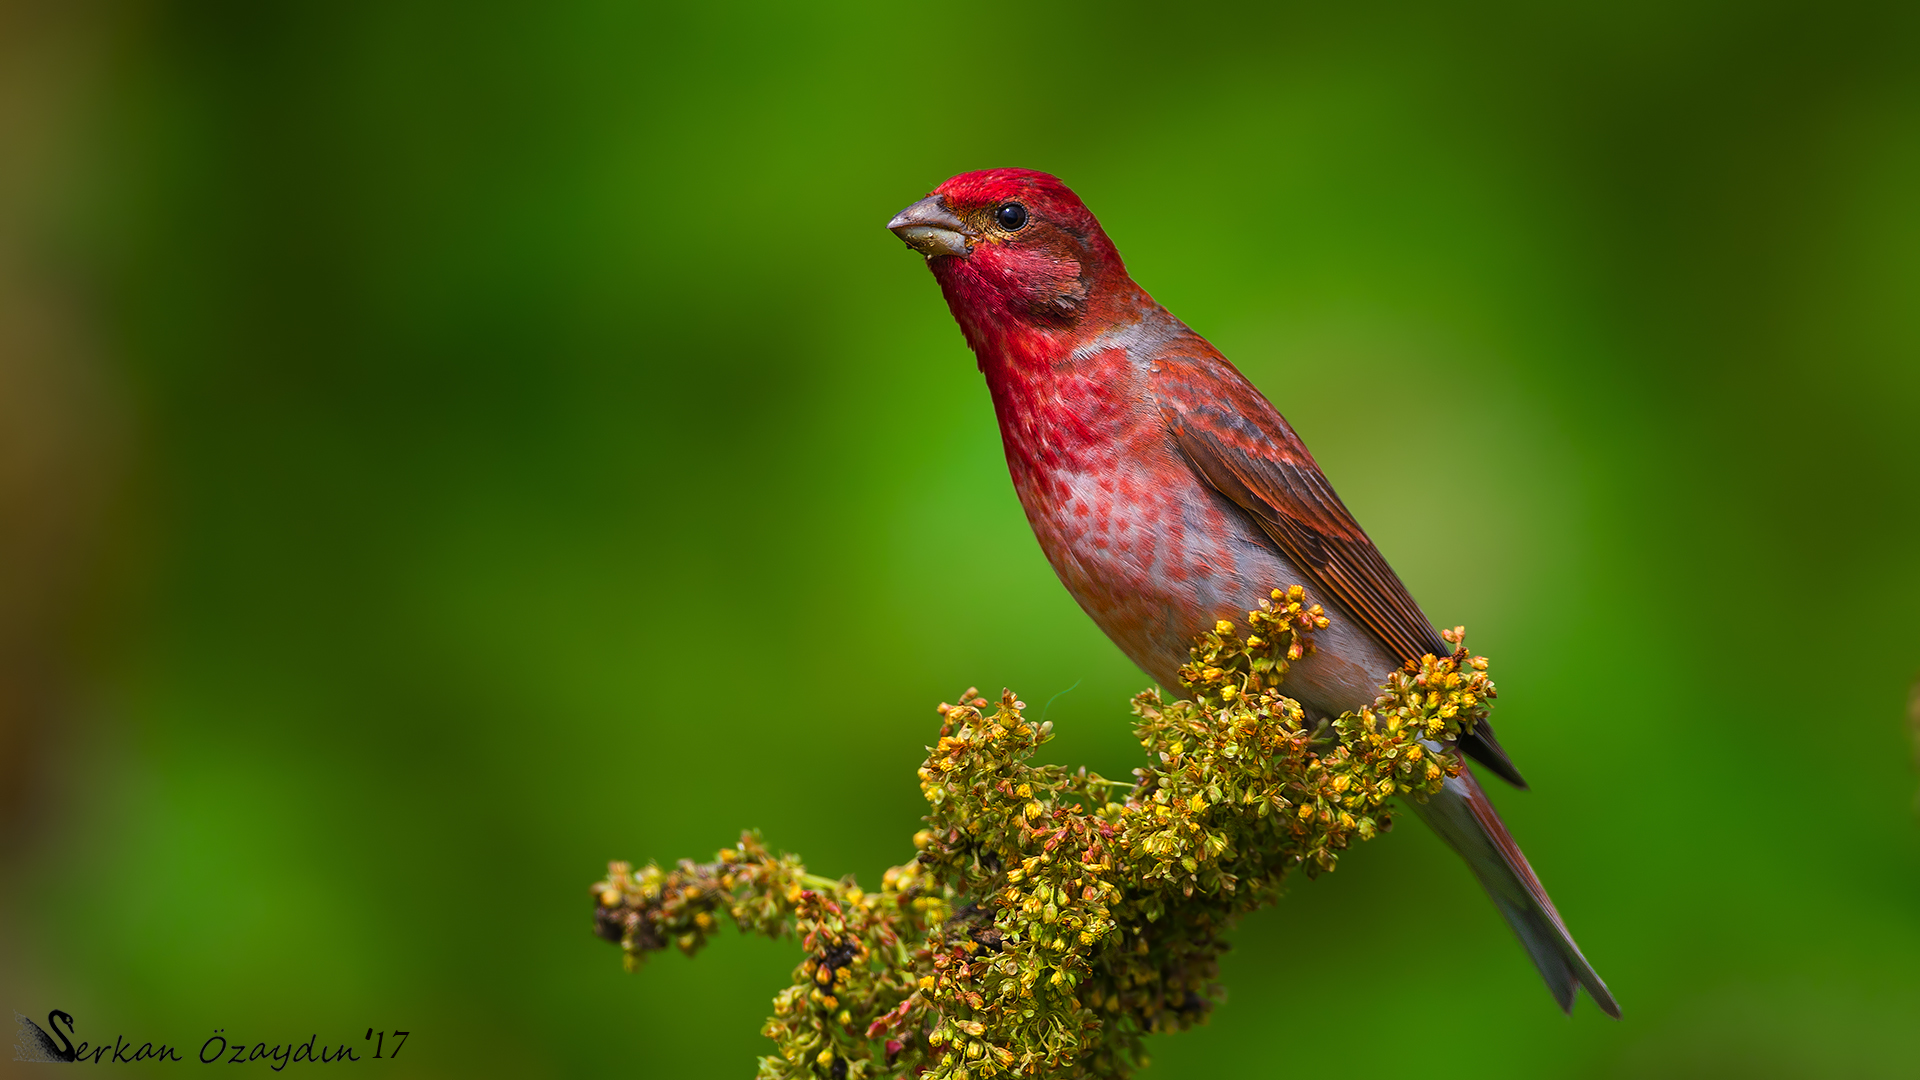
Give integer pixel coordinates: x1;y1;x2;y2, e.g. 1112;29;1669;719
590;591;1496;1078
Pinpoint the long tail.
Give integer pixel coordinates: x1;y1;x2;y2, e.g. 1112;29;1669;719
1407;763;1620;1018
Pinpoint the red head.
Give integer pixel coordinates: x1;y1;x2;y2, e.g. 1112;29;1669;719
888;169;1135;353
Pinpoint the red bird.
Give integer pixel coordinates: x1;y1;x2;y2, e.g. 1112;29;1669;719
888;168;1618;1018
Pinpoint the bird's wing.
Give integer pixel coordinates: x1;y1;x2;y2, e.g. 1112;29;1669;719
1150;347;1528;788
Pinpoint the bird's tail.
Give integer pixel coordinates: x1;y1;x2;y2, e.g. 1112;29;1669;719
1406;764;1620;1018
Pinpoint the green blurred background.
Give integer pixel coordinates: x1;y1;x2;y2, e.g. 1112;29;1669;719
3;1;1917;1076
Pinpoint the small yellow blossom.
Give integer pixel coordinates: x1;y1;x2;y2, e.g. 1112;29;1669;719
594;603;1502;1078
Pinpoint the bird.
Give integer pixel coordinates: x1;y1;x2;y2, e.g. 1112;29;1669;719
15;1010;78;1062
887;167;1618;1018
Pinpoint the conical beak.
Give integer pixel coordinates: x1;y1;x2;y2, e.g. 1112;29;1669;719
887;195;973;258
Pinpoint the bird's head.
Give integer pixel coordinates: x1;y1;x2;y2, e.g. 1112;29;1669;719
888;169;1128;335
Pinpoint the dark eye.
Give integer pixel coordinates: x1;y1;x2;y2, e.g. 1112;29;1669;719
995;203;1029;231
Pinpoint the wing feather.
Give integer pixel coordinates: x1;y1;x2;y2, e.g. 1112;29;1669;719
1151;349;1528;788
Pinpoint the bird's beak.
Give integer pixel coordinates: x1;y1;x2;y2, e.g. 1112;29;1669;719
888;195;973;258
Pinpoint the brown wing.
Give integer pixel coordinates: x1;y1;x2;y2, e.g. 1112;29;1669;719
1151;349;1528;788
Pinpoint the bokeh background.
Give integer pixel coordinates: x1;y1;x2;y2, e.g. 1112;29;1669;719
4;1;1918;1076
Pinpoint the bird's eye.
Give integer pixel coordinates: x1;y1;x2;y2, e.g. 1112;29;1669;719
995;203;1029;231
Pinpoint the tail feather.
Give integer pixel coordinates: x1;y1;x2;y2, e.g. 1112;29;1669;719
1407;762;1620;1018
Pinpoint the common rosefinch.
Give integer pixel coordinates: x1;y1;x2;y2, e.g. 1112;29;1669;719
889;168;1618;1017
